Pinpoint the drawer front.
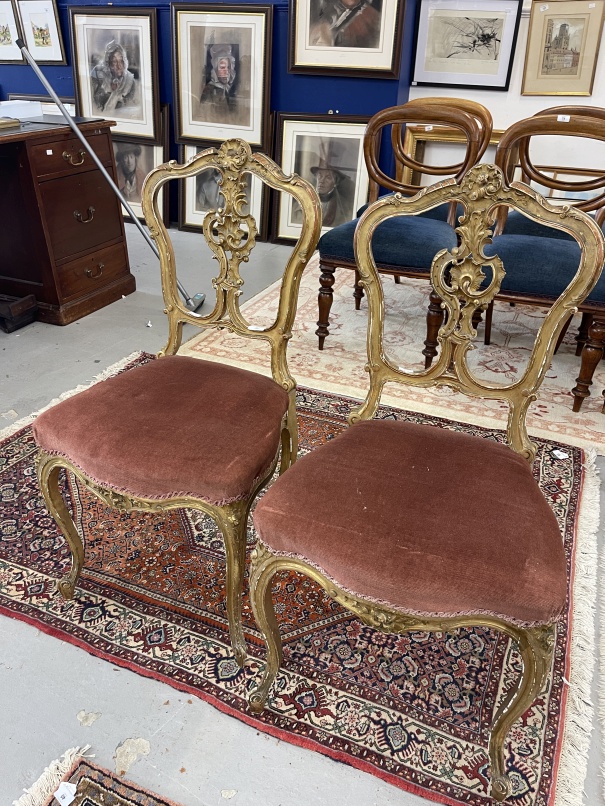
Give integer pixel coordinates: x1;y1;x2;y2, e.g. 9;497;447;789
41;172;123;261
30;133;113;179
57;242;128;301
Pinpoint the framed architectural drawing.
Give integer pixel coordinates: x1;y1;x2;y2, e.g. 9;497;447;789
412;0;522;90
273;113;370;242
0;0;24;63
17;0;65;64
172;4;273;148
112;105;170;224
522;0;605;96
178;143;268;239
288;0;404;78
69;7;161;141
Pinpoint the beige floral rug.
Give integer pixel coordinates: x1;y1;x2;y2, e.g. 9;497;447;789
179;254;605;452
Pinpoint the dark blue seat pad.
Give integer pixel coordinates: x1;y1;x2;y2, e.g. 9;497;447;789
500;210;600;242
485;234;605;304
318;213;457;269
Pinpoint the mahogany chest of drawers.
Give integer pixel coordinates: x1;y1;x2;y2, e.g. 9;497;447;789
0;119;136;325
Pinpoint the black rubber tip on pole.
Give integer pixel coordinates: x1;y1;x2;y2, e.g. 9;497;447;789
16;38;25;49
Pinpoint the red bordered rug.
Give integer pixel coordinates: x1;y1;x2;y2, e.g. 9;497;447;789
0;355;598;806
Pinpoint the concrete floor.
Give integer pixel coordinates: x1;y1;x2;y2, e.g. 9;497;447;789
1;225;603;805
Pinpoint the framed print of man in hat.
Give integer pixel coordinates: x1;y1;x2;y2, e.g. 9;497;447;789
114;141;148;204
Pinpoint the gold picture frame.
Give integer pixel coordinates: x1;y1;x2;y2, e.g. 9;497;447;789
522;0;605;96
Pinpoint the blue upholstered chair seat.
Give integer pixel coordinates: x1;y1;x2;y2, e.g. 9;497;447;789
485;234;605;303
501;210;601;242
318;213;457;268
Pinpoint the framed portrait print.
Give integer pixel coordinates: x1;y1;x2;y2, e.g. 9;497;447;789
69;7;160;141
522;0;605;96
273;113;370;243
178;143;268;239
172;4;273;148
412;0;522;90
112;105;170;225
289;0;404;78
0;0;25;63
17;0;65;64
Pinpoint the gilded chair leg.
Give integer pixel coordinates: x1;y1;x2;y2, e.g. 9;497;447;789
575;312;592;357
248;544;283;714
489;624;554;802
484;301;494;345
572;317;605;412
36;453;84;599
353;268;364;310
279;400;298;475
423;289;445;369
217;502;249;667
316;262;336;350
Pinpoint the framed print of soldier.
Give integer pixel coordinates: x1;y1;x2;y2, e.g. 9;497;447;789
69;6;161;141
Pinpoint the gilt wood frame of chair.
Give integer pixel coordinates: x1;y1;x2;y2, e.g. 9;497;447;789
33;139;321;666
315;98;492;355
247;165;604;800
491;110;605;412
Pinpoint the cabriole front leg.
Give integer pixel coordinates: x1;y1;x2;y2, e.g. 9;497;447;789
216;501;250;667
248;544;283;714
35;451;85;599
489;624;554;802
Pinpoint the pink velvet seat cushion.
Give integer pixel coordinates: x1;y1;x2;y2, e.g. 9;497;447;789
33;356;289;505
253;420;567;627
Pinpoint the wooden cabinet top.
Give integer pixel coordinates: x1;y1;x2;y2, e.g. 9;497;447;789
0;117;115;145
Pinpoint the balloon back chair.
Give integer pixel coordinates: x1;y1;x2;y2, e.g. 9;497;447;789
484;110;605;411
315;98;492;366
32;139;321;666
247;164;604;800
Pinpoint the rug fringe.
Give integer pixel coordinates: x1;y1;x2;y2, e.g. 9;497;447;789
12;745;94;806
553;448;599;806
0;352;144;442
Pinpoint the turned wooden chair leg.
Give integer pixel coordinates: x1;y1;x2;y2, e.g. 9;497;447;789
394;275;401;284
471;306;483;331
353;268;364;310
575;312;593;357
554;313;574;354
484;301;494;345
423;289;445;369
571;316;605;412
316;261;336;350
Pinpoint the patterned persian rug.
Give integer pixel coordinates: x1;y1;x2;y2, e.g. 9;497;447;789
179;254;605;452
0;355;598;806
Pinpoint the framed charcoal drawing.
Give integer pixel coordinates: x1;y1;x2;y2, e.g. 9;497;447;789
17;0;65;64
273;113;370;243
172;4;273;148
178;143;268;239
522;0;605;96
70;7;160;141
412;0;522;90
289;0;404;78
112;105;170;225
0;0;24;63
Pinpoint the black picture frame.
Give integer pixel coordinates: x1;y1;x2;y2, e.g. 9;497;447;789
69;6;161;142
412;0;522;91
288;0;404;78
172;3;273;149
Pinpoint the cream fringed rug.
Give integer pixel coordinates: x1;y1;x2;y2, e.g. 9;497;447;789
179;253;605;452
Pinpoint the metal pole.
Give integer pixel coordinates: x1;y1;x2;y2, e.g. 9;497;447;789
16;39;205;311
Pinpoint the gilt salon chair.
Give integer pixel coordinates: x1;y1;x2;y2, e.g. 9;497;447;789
247;164;604;800
315;98;492;364
32;139;321;665
486;110;605;411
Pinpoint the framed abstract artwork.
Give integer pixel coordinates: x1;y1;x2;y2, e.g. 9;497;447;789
412;0;522;90
178;143;268;239
17;0;65;64
273;113;370;242
0;0;25;63
172;4;273;148
112;105;170;225
69;7;161;141
288;0;404;78
522;0;605;96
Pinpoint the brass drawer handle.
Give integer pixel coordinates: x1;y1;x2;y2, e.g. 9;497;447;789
63;149;86;166
74;206;95;223
85;262;104;279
